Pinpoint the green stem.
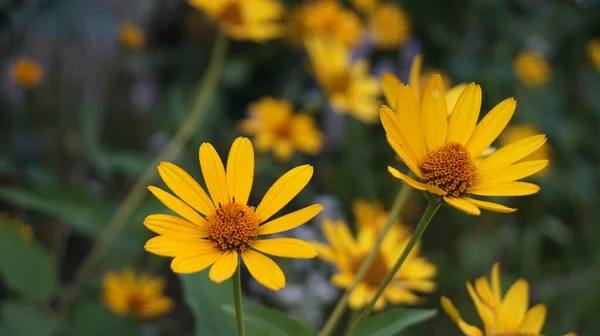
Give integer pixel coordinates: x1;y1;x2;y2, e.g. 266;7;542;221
319;184;411;336
346;199;442;335
233;263;245;336
56;32;229;314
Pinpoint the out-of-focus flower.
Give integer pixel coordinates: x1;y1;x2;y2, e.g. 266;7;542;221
314;218;436;310
10;58;43;89
306;37;380;123
381;74;548;215
119;22;146;50
513;51;551;87
500;124;550;162
239;97;324;161
188;0;284;42
441;263;577;336
103;268;173;319
368;3;410;49
0;214;33;241
352;199;408;236
144;137;323;290
351;0;378;14
587;39;600;72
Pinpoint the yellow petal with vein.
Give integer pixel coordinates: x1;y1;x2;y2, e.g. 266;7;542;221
479;160;548;184
199;142;230;206
443;196;481;215
441;296;484;336
253;238;317;259
158;162;215;215
464;198;517;213
466;97;516;157
209;250;238;283
144;214;207;237
226;137;254;205
477;135;547;175
498;279;529;330
470;181;540;196
381;72;402;110
255;165;313;222
409;55;422;100
388;167;428;190
445;83;468;114
518;304;547;334
241;249;285;290
386;136;423;178
170;249;222;274
144;236;214;257
259;204;323;235
421;74;448;151
148;186;205;225
447;83;481;145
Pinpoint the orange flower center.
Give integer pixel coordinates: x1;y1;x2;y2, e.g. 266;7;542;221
326;72;351;97
206;203;260;251
419;142;477;197
127;292;145;316
351;253;389;287
218;2;244;28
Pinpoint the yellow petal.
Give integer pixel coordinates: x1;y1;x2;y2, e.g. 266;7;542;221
258;204;323;235
199;142;230;206
403;279;437;293
388;166;427;190
386;136;423;178
241;249;285;290
253;238;317;259
498;279;529;330
466;98;517;157
380;106;420;168
463;198;517;213
475;276;493;306
226;137;254;205
445;83;468;114
170;249;222;274
255;165;313;222
147;186;205;225
518;304;547;334
313;242;336;264
443;196;481;215
441;296;484;336
209;250;238;283
157;162;215;216
381;72;402;110
385;286;421;305
479;160;548;185
491;263;501;306
421;74;448;151
467;282;495;331
470;181;540;196
446;83;482;145
144;236;214;257
144;214;207;237
348;283;369;309
409;55;422;100
477;135;547;175
331;273;354;288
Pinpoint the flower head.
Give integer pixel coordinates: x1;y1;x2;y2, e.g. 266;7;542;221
368;3;410;49
102;268;173;319
513;51;551;87
380;72;548;215
144;137;323;290
188;0;283;42
587;39;600;72
239;97;324;161
314;218;436;310
119;22;145;50
306;37;380;123
11;58;43;89
441;263;576;336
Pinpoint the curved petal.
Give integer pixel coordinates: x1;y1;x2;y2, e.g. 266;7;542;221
441;296;484;336
409;55;422;100
253;238;317;258
464;198;517;213
148;187;205;225
226;137;254;205
348;283;369;309
209;250;239;283
491;263;501;306
386;136;423;178
170;249;223;274
469;181;540;196
258;204;323;235
145;236;215;257
313;242;336;264
397;85;428;161
144;214;207;237
446;83;481;145
381;72;402;110
518;304;547;334
421;74;448;151
466;97;517;157
381;106;420;170
385;286;421;305
255;165;313;223
331;273;354;288
445;83;468;114
241;249;285;290
474;276;493;306
498;279;529;330
466;282;494;334
199;142;230;206
388;167;427;190
157;162;215;215
443;196;481;215
479;160;548;184
477;135;547;175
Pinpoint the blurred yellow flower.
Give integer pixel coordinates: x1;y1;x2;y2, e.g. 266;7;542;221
381;74;548;215
103;268;173;319
441;263;576;336
351;0;378;14
587;39;600;72
188;0;283;41
500;124;550;162
144;137;323;290
352;199;408;235
368;3;411;49
306;37;380;123
0;213;33;241
119;22;145;50
239;97;324;161
513;51;551;87
10;58;43;89
314;218;436;310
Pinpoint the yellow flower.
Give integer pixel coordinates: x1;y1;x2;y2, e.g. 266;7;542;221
239;97;324;161
380;73;548;215
500;124;550;162
102;268;173;319
119;22;145;50
441;263;576;336
314;218;436;310
513;51;551;87
368;3;411;49
351;0;378;14
306;37;380;123
587;39;600;72
10;58;43;89
188;0;283;42
144;137;323;290
0;213;33;241
352;199;408;236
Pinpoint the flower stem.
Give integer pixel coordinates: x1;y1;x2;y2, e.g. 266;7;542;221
233;263;246;336
56;32;229;314
346;198;442;335
319;184;411;336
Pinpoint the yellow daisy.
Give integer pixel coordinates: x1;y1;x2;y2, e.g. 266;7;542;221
10;58;43;89
368;3;411;49
239;97;324;161
119;22;145;51
587;39;600;72
188;0;284;42
380;74;549;215
102;267;173;320
314;218;436;310
513;51;551;87
144;137;323;290
352;199;407;235
441;263;576;336
306;37;380;123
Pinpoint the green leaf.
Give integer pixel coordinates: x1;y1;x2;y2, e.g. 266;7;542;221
223;304;316;336
0;301;60;336
354;308;437;336
0;224;58;303
61;301;134;336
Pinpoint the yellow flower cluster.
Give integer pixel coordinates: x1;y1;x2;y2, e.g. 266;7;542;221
513;51;552;87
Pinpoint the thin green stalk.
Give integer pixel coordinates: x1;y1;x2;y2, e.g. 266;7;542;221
233;263;246;336
319;184;411;336
57;33;229;314
346;199;442;335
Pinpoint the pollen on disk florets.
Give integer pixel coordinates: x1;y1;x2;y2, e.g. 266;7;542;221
206;202;260;251
419;142;478;197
